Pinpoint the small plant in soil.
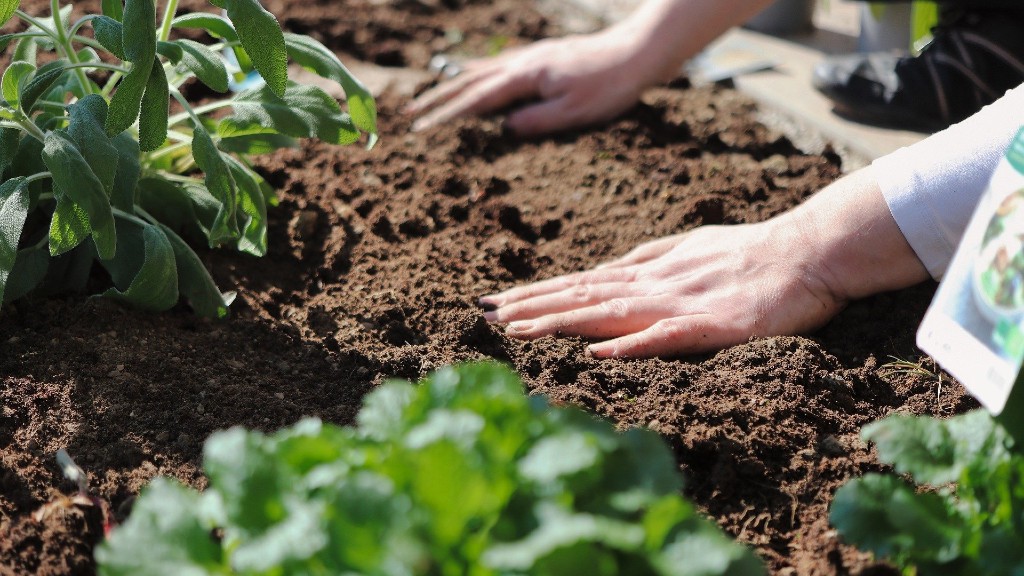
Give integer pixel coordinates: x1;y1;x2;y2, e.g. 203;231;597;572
0;0;376;317
831;409;1024;574
96;362;766;575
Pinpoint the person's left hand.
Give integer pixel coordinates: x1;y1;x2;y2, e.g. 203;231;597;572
479;221;845;358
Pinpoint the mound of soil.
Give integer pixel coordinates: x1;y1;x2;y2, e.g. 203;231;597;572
0;1;975;575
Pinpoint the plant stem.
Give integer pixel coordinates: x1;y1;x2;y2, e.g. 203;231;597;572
14;10;60;43
24;172;52;186
158;0;180;42
49;0;94;96
168;100;232;127
111;206;155;228
65;62;130;74
13;115;46;143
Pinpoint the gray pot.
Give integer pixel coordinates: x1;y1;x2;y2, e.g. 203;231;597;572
744;0;816;35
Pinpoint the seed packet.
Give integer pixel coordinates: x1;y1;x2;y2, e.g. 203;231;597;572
917;127;1024;418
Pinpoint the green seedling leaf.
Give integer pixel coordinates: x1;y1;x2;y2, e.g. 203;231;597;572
2;61;34;106
101;0;123;21
0;176;30;304
172;13;238;42
92;16;126;60
42;131;116;259
158;223;232;318
3;244;48;303
0;127;20;177
224;0;287;97
100;216;178;311
11;36;36;65
173;39;229;93
191;127;237;245
19;60;66;114
284;32;377;140
0;0;19;29
221;82;359;145
95;477;226;574
109;133;140;211
68;95;118;193
138;60;168;151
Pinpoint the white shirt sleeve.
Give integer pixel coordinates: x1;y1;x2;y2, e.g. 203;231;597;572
874;84;1024;280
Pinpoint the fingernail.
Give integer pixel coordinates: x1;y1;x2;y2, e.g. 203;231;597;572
506;321;533;334
482;311;498;322
477;297;498;312
411;119;429;132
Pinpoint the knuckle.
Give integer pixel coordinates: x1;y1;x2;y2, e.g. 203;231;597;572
569;284;592;303
651;318;687;342
598;298;632;320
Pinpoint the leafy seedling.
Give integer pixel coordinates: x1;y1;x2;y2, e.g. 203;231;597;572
0;0;376;317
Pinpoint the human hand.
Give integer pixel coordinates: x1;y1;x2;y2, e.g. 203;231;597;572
406;30;658;136
479;221;846;358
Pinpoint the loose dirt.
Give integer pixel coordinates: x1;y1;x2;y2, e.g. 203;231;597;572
0;1;975;574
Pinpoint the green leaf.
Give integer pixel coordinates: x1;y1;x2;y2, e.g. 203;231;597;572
831;474;964;565
172;13;238;42
0;127;21;177
138;60;168;152
19;60;66;114
100;216;179;312
0;0;19;29
191;127;237;245
105;0;156;137
137;176;219;241
48;193;92;256
284;33;377;140
92;16;125;60
105;60;151;137
174;39;229;93
221;82;359;145
0;176;30;304
42;131;116;259
101;0;123;21
121;0;156;64
217;132;296;155
223;155;266;256
158;223;232;319
2;61;34;105
224;0;287;97
95;477;225;575
3;244;48;303
863;409;1007;486
68;95;118;193
11;36;36;65
156;41;183;64
109;133;141;211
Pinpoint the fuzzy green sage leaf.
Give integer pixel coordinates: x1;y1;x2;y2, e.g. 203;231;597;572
42;131;116;259
0;176;30;303
224;0;287;97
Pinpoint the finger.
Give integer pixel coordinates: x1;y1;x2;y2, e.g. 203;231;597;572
505;94;582;136
479;267;639;308
595;235;685;269
410;71;538;132
588;315;746;358
504;296;673;340
405;67;495;115
484;281;642;323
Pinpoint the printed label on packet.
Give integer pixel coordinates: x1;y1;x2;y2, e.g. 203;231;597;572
918;127;1024;415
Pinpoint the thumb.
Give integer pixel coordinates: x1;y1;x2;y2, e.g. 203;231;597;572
505;95;582;136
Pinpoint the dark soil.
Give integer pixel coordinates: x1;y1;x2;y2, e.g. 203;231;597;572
0;1;977;575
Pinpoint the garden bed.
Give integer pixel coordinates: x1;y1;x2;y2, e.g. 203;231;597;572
0;0;976;574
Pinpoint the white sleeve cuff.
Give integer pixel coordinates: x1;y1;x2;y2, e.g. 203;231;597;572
875;84;1024;279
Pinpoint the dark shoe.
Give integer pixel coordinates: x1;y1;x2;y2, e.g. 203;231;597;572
812;8;1024;132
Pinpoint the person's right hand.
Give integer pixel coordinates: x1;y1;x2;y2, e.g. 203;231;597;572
406;30;662;136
